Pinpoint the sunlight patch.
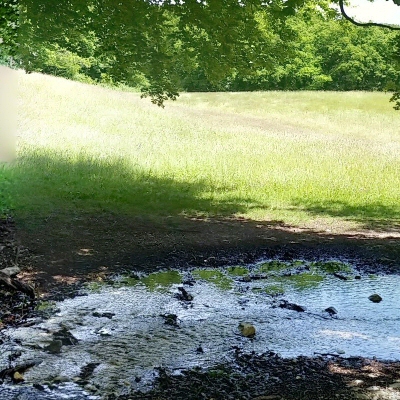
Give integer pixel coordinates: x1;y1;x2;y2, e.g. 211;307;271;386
77;248;94;256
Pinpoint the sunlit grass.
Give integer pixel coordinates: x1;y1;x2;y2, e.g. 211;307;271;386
2;71;399;232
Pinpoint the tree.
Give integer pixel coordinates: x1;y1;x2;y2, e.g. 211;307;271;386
4;0;400;106
0;0;19;65
180;6;399;93
17;0;293;104
336;0;400;109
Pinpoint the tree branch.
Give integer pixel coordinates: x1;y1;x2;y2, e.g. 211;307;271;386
339;0;400;30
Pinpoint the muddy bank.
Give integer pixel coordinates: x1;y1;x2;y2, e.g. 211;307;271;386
122;352;400;400
1;216;400;399
2;351;400;400
5;213;399;301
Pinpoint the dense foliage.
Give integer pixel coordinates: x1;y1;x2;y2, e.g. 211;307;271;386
0;0;399;106
0;0;19;65
183;10;400;93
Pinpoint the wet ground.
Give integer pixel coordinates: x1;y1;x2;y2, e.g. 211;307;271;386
1;216;400;399
1;260;400;399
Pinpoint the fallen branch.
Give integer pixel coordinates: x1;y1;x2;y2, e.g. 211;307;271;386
339;0;400;30
0;271;35;299
14;246;21;267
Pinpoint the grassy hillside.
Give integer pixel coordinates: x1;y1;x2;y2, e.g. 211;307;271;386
2;71;399;233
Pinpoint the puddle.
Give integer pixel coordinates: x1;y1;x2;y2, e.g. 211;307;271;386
1;260;400;398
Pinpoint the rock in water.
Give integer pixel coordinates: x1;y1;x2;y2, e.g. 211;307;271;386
92;312;115;319
279;300;306;312
238;322;256;337
177;286;193;301
44;340;63;354
325;306;338;315
54;327;79;345
161;313;179;326
196;345;204;353
368;294;382;303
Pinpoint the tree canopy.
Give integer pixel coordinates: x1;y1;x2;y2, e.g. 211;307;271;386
1;0;399;107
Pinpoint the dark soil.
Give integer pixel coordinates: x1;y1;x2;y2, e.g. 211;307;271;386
1;214;400;399
10;213;400;296
116;353;400;400
0;217;36;329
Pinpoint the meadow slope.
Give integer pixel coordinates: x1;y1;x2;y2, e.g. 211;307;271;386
1;72;400;400
5;71;399;233
0;71;399;284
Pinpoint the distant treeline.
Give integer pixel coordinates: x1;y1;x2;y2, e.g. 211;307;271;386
183;12;400;92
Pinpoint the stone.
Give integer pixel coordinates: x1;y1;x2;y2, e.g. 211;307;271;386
54;327;79;345
96;327;111;336
368;294;382;303
0;266;21;277
92;312;115;319
53;376;70;383
238;322;256;337
196;345;204;353
325;306;338;315
84;384;97;392
279;300;306;312
347;379;364;387
177;287;193;301
79;362;101;381
161;314;179;326
366;386;380;391
44;340;62;354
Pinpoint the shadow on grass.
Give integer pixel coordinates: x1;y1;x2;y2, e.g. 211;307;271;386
10;151;400;231
291;199;400;232
10;151;264;221
4;150;400;286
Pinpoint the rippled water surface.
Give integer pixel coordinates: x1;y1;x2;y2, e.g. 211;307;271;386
1;260;399;399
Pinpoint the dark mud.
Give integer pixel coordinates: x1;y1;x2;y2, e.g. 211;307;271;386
113;352;400;400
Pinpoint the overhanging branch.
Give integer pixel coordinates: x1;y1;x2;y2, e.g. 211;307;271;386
339;0;400;30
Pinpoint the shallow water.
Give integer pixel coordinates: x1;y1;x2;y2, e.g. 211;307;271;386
1;260;399;398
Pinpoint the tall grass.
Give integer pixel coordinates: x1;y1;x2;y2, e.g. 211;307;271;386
3;71;399;232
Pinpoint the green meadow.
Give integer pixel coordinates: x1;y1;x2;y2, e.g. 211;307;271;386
1;71;399;233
